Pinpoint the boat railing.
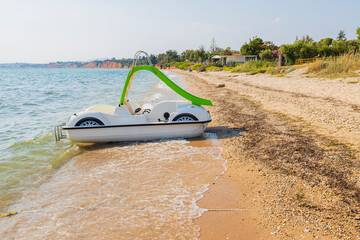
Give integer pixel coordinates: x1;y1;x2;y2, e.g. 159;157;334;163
130;51;156;75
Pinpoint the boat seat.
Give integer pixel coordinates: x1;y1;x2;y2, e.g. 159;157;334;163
85;105;116;114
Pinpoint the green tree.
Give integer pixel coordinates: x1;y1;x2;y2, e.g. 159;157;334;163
149;54;157;65
280;44;296;64
240;37;264;56
259;49;273;60
332;40;347;55
263;41;278;50
357;27;360;42
337;30;346;41
300;35;314;43
318;38;333;47
209;38;220;54
345;40;359;52
181;49;196;62
221;47;232;55
240;43;250;55
156;50;180;65
195;45;207;63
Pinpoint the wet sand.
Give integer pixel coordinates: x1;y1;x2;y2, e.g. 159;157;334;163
173;69;360;239
0;136;225;239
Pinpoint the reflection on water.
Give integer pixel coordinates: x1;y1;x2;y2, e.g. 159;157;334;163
1;133;225;239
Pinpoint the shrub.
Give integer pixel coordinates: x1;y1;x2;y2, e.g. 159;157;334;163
307;53;360;77
307;61;329;72
240;37;264;56
280;44;296;64
207;62;223;67
259;49;274;60
206;66;223;71
223;66;234;71
175;62;192;70
191;64;204;71
232;60;276;72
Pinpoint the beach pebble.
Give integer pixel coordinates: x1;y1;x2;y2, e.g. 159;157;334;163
217;84;225;88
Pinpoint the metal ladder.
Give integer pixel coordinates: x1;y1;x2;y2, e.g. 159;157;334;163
54;123;66;142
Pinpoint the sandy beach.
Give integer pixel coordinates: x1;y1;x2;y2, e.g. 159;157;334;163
172;69;360;239
1;68;360;239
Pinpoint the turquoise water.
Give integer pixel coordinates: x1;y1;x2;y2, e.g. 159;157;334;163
0;68;162;210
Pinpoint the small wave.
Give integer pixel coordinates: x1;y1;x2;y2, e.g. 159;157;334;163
1;132;79;212
22;102;38;106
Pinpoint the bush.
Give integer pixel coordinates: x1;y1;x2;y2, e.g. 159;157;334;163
191;64;204;71
206;66;223;71
223;66;234;71
175;62;191;70
207;62;223;67
280;44;296;64
307;53;360;77
232;60;276;72
259;49;273;60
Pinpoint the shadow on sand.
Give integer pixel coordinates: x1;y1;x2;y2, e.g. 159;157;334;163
205;126;246;139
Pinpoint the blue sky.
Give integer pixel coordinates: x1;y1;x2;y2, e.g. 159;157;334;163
0;0;359;63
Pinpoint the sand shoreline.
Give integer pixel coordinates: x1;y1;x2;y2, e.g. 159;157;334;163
173;69;360;239
2;68;359;239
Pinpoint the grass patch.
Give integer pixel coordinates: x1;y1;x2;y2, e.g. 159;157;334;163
190;64;204;71
175;62;192;70
223;66;234;71
347;81;359;84
206;66;223;71
307;53;360;78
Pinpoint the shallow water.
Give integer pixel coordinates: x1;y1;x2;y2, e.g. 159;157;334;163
0;69;224;238
0;69;183;210
1;135;225;239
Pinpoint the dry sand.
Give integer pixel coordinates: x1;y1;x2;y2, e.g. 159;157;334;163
172;69;360;239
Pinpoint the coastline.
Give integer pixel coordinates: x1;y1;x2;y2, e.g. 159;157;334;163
172;69;360;239
0;70;226;239
1;68;359;238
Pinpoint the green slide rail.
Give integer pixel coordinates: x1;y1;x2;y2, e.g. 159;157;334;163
119;51;213;106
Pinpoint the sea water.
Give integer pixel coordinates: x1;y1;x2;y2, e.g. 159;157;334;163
0;68;162;210
0;69;225;238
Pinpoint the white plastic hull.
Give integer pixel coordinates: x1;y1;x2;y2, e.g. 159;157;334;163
64;121;209;143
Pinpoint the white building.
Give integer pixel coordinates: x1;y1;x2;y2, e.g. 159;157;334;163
212;53;258;65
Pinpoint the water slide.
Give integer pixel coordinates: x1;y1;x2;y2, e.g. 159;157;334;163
119;65;213;106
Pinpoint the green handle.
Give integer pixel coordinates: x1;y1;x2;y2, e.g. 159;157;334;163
119;66;213;106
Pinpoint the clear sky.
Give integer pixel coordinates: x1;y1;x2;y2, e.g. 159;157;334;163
0;0;359;63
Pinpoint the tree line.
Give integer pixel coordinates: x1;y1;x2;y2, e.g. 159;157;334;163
114;27;360;67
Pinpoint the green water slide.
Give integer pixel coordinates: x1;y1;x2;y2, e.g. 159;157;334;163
119;51;213;106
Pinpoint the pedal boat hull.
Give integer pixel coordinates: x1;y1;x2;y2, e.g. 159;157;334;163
63;119;211;143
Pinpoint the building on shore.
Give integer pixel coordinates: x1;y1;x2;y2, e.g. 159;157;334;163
211;53;258;66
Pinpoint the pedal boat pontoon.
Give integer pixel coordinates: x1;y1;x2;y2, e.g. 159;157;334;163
55;51;213;143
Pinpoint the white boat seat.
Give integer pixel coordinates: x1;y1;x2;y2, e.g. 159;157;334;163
85;105;116;114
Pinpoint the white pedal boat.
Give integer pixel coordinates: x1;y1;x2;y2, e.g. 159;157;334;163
55;51;213;143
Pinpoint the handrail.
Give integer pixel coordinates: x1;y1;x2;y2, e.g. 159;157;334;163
129;50;156;75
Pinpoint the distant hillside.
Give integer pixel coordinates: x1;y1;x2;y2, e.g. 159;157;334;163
0;59;133;69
